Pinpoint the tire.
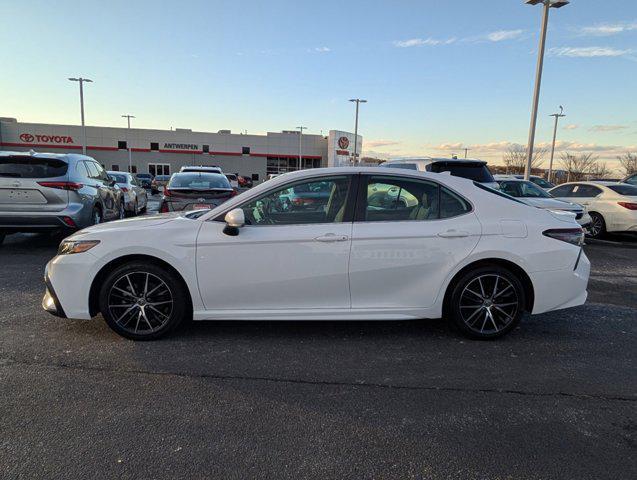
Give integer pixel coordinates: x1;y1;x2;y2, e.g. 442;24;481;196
118;202;126;220
587;212;606;239
98;262;190;340
448;266;526;340
132;200;139;217
0;233;5;246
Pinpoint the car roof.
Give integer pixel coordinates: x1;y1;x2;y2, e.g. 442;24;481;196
383;157;487;165
0;150;94;161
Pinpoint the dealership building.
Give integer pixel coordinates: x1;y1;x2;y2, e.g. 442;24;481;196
0;117;362;182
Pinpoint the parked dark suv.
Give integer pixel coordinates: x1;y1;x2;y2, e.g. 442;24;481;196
0;151;124;245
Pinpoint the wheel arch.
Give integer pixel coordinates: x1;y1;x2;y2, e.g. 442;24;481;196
88;254;193;317
442;258;535;317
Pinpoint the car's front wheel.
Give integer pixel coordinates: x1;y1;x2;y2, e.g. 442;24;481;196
98;262;190;340
448;266;526;340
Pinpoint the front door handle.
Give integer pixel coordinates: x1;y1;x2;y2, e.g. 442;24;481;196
314;233;349;242
438;230;470;238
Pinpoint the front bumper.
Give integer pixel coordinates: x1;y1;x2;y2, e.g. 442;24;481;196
42;274;67;318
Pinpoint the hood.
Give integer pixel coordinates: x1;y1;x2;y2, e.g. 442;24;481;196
522;197;582;211
72;212;182;236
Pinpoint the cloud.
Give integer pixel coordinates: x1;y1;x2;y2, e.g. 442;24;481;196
313;46;331;53
579;22;637;37
486;29;524;42
365;140;400;148
563;124;579;130
393;37;456;48
549;46;633;58
589;125;629;132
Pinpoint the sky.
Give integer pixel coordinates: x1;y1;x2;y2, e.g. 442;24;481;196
1;0;636;172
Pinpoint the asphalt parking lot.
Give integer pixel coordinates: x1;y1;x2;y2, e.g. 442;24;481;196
1;201;636;479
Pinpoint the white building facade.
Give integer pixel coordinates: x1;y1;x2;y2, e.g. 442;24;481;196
0;118;363;182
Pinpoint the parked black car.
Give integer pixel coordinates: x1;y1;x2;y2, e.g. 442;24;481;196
158;172;236;213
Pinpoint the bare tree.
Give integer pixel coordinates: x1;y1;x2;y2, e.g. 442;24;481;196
502;145;546;174
589;161;611;179
617;152;637;177
559;152;600;181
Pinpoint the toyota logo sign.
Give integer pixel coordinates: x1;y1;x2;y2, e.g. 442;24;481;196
338;136;349;149
19;133;34;142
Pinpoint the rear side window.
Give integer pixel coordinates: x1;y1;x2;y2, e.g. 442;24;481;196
608;184;637;196
429;162;495;183
440;187;471;218
0;155;68;178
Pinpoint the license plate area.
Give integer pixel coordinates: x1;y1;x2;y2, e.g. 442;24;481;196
0;188;47;204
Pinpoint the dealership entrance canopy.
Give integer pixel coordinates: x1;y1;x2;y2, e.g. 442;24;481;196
0;118;362;182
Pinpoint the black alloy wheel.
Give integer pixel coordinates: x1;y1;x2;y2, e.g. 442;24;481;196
98;262;189;340
449;266;526;339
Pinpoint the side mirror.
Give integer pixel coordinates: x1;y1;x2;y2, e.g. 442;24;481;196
223;208;245;236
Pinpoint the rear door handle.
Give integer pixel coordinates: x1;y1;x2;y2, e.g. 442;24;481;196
438;230;470;238
314;233;349;242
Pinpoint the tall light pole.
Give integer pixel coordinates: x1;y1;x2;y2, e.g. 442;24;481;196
523;0;569;180
68;77;93;155
548;106;565;183
349;99;367;164
122;114;135;173
297;126;307;171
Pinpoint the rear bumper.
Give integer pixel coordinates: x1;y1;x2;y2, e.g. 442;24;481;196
530;250;590;314
0;214;77;232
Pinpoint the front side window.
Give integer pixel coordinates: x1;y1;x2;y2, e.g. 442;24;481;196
237;176;351;226
549;185;574;197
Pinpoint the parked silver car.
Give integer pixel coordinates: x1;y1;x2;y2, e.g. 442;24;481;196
107;171;148;216
0;151;124;245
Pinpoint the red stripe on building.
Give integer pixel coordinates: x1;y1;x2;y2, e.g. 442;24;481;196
1;143;321;160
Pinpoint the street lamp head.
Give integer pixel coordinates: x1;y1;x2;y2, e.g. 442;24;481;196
68;78;79;81
525;0;569;7
349;99;367;103
84;78;93;83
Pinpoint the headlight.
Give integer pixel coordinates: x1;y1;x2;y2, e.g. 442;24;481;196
58;240;100;255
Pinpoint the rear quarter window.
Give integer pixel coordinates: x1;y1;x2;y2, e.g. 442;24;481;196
0;156;68;178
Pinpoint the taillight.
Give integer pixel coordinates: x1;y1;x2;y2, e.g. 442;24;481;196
159;202;169;213
163;188;172;197
231;189;238;197
120;187;129;192
543;228;585;246
60;216;76;228
37;181;83;191
618;202;637;210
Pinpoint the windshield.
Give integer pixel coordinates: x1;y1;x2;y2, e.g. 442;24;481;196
430;162;495;183
608;184;637;196
474;182;526;205
168;173;232;190
109;173;129;183
498;181;551;198
0;155;68;178
136;174;152;179
531;177;554;188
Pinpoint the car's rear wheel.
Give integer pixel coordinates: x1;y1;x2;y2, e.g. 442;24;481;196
98;262;189;340
448;266;525;339
588;212;606;239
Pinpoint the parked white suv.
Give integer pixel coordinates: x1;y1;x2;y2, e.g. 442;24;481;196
380;158;499;189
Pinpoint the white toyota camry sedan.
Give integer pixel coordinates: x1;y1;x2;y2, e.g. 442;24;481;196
43;167;590;341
